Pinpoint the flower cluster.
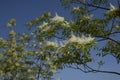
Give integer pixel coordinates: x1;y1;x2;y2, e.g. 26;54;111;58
6;18;16;27
9;30;16;37
73;6;79;11
67;34;95;45
38;22;51;31
51;13;64;22
38;13;70;33
38;22;48;28
46;41;58;47
109;3;117;11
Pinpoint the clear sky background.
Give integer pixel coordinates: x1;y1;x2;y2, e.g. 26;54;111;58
0;0;120;80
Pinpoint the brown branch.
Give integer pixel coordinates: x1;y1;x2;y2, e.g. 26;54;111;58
85;65;120;75
65;64;89;73
95;36;120;45
97;31;120;42
111;31;120;34
74;0;110;10
97;38;107;42
66;64;120;75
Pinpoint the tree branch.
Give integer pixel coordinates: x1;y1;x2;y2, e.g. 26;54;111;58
116;0;120;9
97;31;120;42
111;31;120;34
66;64;120;75
85;65;120;75
75;0;110;10
95;36;120;45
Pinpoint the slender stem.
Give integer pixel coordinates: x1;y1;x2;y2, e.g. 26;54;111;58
66;64;120;75
95;36;120;44
116;0;120;9
85;65;120;75
74;0;110;10
97;31;120;42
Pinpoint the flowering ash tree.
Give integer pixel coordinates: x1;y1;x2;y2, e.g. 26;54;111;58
0;0;120;80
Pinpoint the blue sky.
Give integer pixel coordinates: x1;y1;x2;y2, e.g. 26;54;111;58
0;0;120;80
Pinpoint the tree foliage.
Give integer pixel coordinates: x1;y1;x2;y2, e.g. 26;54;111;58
0;0;120;79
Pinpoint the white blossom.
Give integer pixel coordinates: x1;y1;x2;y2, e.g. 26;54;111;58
46;56;50;60
51;13;64;22
39;42;42;45
84;14;94;20
43;26;50;31
115;25;120;30
40;51;43;54
33;43;37;47
41;22;48;27
73;6;79;10
46;41;58;47
61;21;70;28
27;69;32;72
110;3;117;11
38;22;51;31
9;30;16;37
52;65;57;70
35;51;39;54
67;34;94;44
38;22;48;28
15;63;20;66
116;25;119;28
6;23;12;27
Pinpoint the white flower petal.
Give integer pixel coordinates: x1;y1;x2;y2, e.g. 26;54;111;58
67;34;94;44
46;41;58;47
51;13;64;22
110;3;116;11
73;6;79;10
38;22;48;29
38;22;51;31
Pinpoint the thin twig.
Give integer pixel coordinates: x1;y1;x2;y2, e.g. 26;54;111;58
66;64;120;75
74;0;110;10
95;36;120;44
